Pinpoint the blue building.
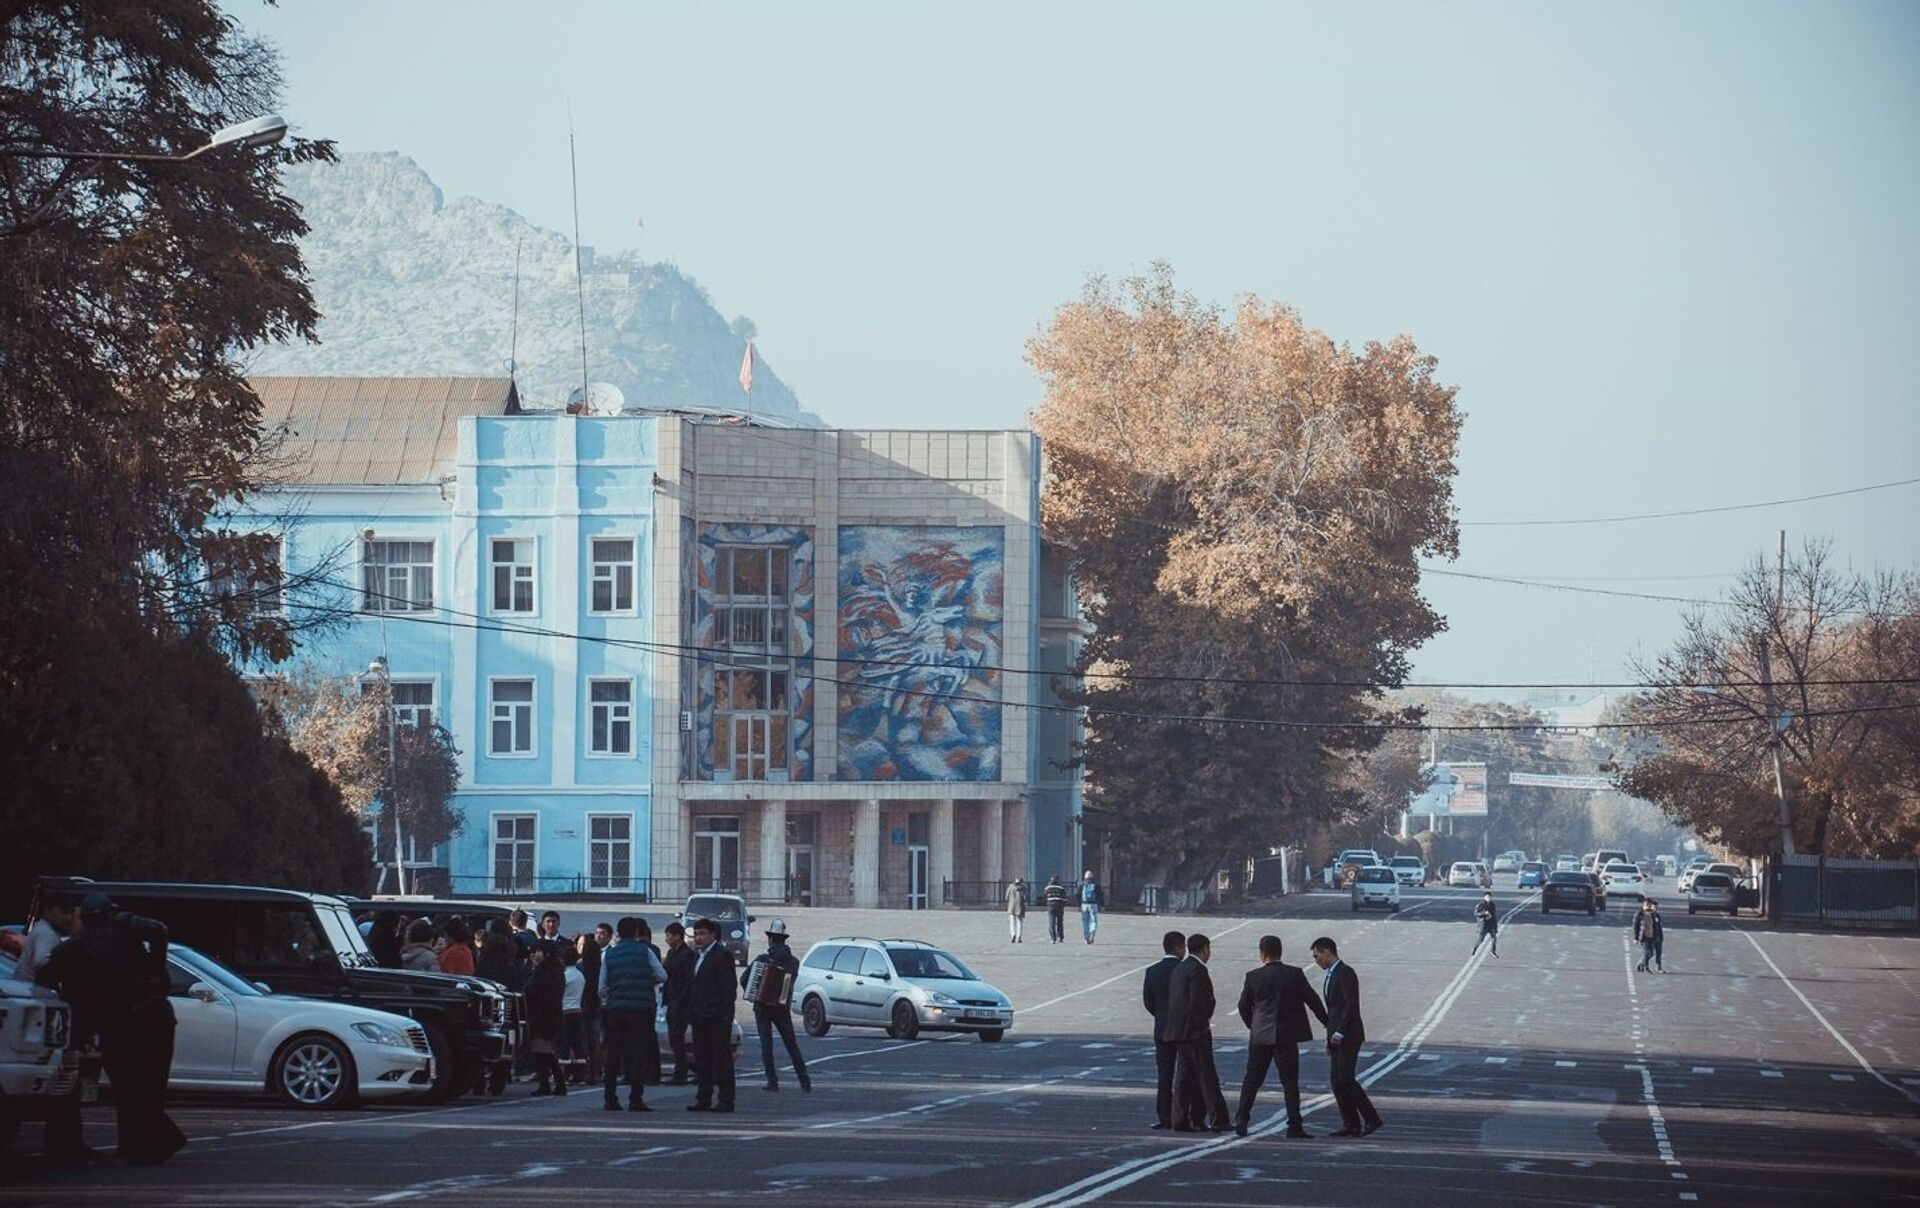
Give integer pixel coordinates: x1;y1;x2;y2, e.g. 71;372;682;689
250;377;1082;905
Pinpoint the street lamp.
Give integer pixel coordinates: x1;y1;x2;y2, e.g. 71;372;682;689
0;112;289;163
367;656;408;895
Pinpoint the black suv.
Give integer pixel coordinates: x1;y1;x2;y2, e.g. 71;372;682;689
32;879;518;1102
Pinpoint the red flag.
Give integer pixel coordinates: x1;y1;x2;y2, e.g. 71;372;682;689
738;341;754;396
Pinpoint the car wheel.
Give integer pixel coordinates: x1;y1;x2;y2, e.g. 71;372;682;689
888;1000;920;1041
272;1032;359;1110
979;1029;1005;1043
802;995;831;1038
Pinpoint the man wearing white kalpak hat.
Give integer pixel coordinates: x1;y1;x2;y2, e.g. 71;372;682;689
740;918;811;1092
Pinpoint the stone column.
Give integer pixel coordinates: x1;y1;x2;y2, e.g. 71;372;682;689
1004;798;1030;885
759;798;787;902
853;798;881;909
981;799;1005;891
931;798;955;908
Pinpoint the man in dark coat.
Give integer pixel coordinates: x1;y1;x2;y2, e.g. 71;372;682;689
1140;930;1186;1130
662;921;696;1084
1311;936;1382;1137
741;918;810;1092
1165;932;1231;1132
1042;875;1069;944
35;894;186;1165
1234;934;1328;1137
685;917;738;1112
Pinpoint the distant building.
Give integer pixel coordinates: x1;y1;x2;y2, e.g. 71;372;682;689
1523;690;1611;734
240;377;1083;906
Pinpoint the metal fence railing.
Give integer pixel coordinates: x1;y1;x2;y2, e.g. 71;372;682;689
1778;855;1919;926
943;879;1017;908
443;875;811;905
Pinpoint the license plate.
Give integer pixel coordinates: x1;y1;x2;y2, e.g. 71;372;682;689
965;1010;995;1020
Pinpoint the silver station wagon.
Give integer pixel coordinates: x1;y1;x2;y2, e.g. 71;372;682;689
791;937;1014;1043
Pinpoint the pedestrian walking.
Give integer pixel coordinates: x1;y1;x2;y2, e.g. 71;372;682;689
599;916;668;1111
1079;871;1104;944
35;894;187;1165
686;917;738;1113
1234;935;1327;1138
525;939;568;1096
1141;930;1185;1130
742;919;811;1092
1006;878;1027;943
1167;932;1231;1132
1472;891;1499;958
1043;875;1068;944
1634;899;1666;972
662;921;695;1084
1311;936;1382;1137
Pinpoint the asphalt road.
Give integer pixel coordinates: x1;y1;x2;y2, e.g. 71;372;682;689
6;882;1918;1206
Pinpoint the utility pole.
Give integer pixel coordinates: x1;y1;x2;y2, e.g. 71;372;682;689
1759;530;1794;858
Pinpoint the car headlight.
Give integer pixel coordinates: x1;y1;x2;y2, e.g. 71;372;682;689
352;1022;412;1048
730;930;743;939
929;991;959;1006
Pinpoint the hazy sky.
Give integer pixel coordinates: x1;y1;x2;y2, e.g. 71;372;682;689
231;1;1920;691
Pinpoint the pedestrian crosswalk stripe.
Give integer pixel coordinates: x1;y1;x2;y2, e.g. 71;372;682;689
1485;1056;1508;1064
1554;1060;1578;1068
1691;1066;1714;1074
1830;1073;1856;1082
1761;1070;1784;1078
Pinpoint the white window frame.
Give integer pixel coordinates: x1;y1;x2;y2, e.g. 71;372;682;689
487;676;537;758
390;677;438;731
586;676;636;758
488;534;538;616
361;535;437;613
210;531;287;619
588;534;639;615
584;812;636;891
490;811;539;893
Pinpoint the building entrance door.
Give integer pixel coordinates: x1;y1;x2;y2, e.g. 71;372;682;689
787;848;815;906
907;845;930;910
693;816;740;891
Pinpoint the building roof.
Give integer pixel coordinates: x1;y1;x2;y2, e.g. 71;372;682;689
252;376;518;485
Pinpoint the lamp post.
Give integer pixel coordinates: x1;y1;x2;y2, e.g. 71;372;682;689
0;113;289;163
367;656;407;895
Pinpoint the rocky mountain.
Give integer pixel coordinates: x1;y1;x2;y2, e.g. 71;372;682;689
250;152;813;422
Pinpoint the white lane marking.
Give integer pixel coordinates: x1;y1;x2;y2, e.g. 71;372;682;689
1019;917;1262;1014
1831;1073;1857;1082
1011;893;1539;1208
1691;1066;1715;1075
606;1145;675;1168
1555;1060;1578;1068
1484;1056;1508;1064
1625;933;1688;1182
367;1162;569;1203
1734;927;1920;1106
1761;1069;1784;1078
807;1067;1106;1130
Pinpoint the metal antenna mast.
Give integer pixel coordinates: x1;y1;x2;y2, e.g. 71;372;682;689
569;115;589;407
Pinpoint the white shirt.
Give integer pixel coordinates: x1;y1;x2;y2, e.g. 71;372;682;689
16;919;66;982
562;964;586;1012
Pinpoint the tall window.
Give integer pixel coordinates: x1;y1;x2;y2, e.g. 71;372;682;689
709;545;792;781
492;814;536;892
590;538;636;613
490;538;535;613
362;539;434;612
587;815;632;890
392;681;435;730
489;679;534;756
588;678;634;756
210;537;283;618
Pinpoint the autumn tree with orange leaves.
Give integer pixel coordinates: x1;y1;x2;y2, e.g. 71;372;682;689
1030;267;1462;891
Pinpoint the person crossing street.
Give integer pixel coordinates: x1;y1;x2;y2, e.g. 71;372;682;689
1006;878;1028;943
741;919;811;1093
1043;875;1068;944
1079;871;1104;944
1472;890;1500;958
1634;899;1666;972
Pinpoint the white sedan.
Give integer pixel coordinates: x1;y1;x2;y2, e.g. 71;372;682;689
1601;862;1649;898
166;945;433;1108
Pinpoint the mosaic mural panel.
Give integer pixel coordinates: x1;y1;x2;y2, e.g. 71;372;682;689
837;526;1004;782
689;523;815;781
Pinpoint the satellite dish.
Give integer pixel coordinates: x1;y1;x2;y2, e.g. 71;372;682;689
566;381;626;414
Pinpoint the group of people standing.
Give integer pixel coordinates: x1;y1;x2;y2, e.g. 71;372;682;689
1143;931;1381;1139
1006;871;1105;945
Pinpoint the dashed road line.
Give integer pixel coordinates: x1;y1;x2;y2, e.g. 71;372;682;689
1734;927;1920;1106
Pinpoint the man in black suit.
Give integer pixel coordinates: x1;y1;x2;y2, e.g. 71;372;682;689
661;921;696;1084
1310;936;1381;1137
1165;932;1231;1132
1140;930;1187;1130
1235;934;1327;1138
685;917;737;1112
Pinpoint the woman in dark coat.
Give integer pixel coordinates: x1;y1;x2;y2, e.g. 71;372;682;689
524;939;568;1096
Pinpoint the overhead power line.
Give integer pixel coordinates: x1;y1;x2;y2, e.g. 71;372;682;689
1458;474;1920;527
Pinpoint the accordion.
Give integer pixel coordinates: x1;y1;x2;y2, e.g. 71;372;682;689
744;958;792;1007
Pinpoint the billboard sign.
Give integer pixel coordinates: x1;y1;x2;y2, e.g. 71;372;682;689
1408;762;1488;817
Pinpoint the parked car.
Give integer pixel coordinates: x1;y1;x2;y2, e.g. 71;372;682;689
1388;856;1426;887
681;893;754;967
1687;872;1741;915
1447;862;1480;888
164;944;433;1108
792;938;1013;1042
1351;866;1402;912
1677;863;1707;894
31;879;516;1103
1540;870;1599;915
1517;861;1549;888
1602;861;1649;899
0;950;88;1153
1491;851;1524;873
